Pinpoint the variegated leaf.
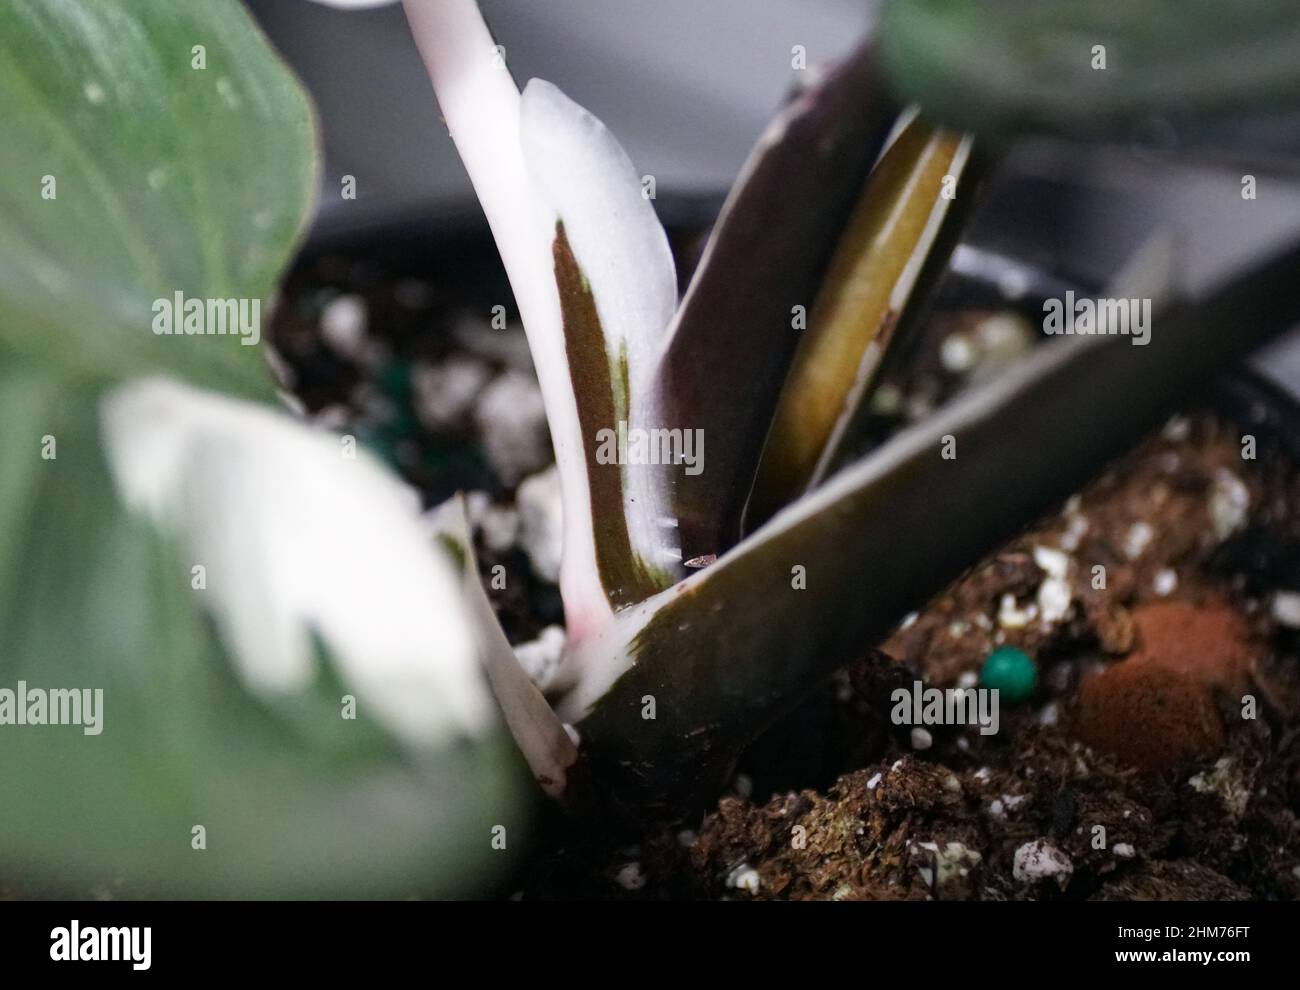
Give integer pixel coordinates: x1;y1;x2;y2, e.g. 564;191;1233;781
646;42;898;563
404;0;682;635
1;371;531;896
521;79;682;609
747;114;975;529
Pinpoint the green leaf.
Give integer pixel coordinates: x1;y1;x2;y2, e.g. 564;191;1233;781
881;0;1300;146
0;0;528;898
0;0;318;398
0;369;532;897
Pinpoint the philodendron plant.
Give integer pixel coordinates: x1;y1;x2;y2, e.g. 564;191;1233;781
4;0;1300;899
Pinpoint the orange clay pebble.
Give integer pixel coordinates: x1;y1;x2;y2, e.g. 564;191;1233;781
1077;601;1257;770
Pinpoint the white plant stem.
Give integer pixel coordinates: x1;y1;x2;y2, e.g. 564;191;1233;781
400;0;610;638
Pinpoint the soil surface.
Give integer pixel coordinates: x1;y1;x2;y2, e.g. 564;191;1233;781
518;413;1300;901
273;237;1300;901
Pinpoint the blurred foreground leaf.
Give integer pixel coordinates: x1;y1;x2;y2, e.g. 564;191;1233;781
0;0;532;898
0;368;532;898
0;0;317;397
882;0;1300;147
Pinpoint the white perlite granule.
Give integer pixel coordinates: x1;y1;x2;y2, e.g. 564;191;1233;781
1210;468;1250;541
916;841;982;894
1271;590;1300;628
726;863;761;894
998;593;1037;629
1162;415;1191;442
413;355;491;430
1033;545;1070;578
1153;568;1178;597
474;371;550;485
940;333;976;373
1033;545;1073;624
516;466;563;583
513;625;566;692
1038;576;1072;624
1123;521;1155;560
319;293;368;359
1059;513;1089;552
614;862;645;891
1013;839;1073;888
464;490;518;554
970;312;1034;378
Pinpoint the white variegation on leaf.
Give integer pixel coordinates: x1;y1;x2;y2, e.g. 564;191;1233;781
402;0;683;636
518;79;678;396
100;377;493;750
519;79;683;580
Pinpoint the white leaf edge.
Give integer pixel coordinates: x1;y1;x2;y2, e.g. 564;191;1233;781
427;495;577;798
519;78;683;578
99;376;494;751
518;79;677;390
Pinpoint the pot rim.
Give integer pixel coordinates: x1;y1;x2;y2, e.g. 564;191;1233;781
294;201;1300;457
